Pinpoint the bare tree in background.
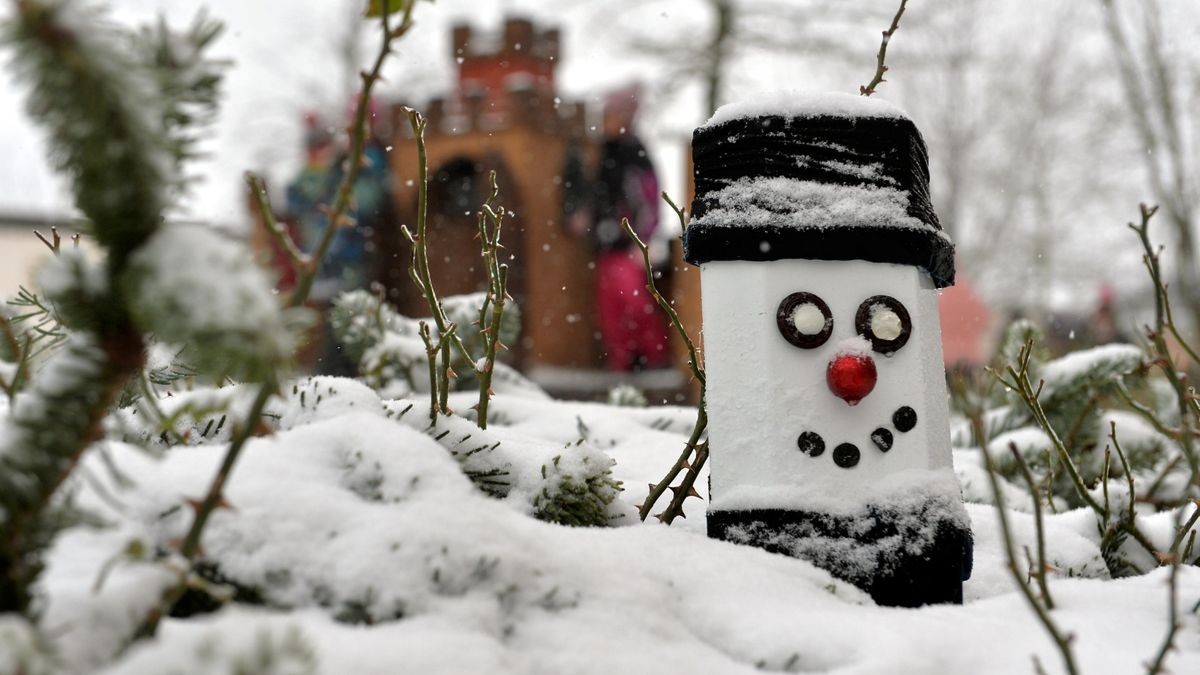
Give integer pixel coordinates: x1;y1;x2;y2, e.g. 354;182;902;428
1101;0;1200;336
899;1;1137;317
618;0;886;116
892;0;984;243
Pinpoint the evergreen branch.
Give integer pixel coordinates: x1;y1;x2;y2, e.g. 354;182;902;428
133;10;225;188
993;339;1160;566
992;341;1105;514
245;172;306;274
141;1;423;632
0;331;145;614
288;0;417;308
7;0;167;267
859;0;907;96
0;0;168;614
0;311;21;362
626;198;708;523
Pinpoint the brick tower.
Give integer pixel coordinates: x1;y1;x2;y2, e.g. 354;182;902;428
385;17;601;372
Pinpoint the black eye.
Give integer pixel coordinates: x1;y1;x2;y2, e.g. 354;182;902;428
777;292;833;349
855;295;911;354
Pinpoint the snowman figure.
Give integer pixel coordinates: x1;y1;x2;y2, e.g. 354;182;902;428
685;92;972;607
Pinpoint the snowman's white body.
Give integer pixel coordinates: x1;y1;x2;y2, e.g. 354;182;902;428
702;257;955;515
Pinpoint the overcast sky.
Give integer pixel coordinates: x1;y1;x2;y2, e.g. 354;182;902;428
0;0;780;225
3;0;1197;313
0;0;900;223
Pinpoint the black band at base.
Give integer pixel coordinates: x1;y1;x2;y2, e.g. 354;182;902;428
708;503;972;607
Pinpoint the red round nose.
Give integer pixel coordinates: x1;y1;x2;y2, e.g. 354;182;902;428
827;353;877;405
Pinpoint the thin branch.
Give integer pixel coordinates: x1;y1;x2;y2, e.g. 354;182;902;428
137;380;276;638
1147;519;1183;675
1010;443;1054;609
1109;423;1138;525
659;440;709;523
859;0;908;96
287;0;417;308
33;226;62;255
400;107;473;416
981;425;1079;675
474;172;508;429
418;320;445;424
1169;501;1200;558
1127;203;1200;490
630;196;704;388
1115;381;1188;441
626;197;708;523
245;171;306;273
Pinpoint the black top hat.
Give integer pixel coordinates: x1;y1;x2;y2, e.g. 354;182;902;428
683;95;954;288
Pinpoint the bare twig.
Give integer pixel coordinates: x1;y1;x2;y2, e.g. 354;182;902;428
1128;203;1200;490
137;380;276;638
33;226;62;254
659;440;709;522
474;172;508;430
1147;528;1182;675
1010;443;1054;609
400;108;473;417
418;320;455;425
859;0;908;96
287;0;418;308
626;196;708;523
245;172;306;274
981;424;1079;675
1170;502;1200;556
419;321;438;423
634;196;705;389
1115;381;1189;441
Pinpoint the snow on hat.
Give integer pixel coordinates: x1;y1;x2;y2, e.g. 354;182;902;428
684;91;955;288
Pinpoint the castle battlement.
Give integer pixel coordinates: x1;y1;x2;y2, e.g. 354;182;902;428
392;17;587;139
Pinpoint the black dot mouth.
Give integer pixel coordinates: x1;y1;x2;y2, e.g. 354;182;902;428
795;406;918;469
871;428;893;452
797;431;825;457
893;406;918;432
832;443;860;468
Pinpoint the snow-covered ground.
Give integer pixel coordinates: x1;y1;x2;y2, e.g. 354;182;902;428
7;379;1198;675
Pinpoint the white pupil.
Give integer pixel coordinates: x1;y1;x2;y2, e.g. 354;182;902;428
871;306;903;341
791;303;826;335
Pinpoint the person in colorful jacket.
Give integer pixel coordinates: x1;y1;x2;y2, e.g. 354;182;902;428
564;84;670;371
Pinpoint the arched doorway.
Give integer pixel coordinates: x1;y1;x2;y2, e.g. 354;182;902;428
387;154;525;365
